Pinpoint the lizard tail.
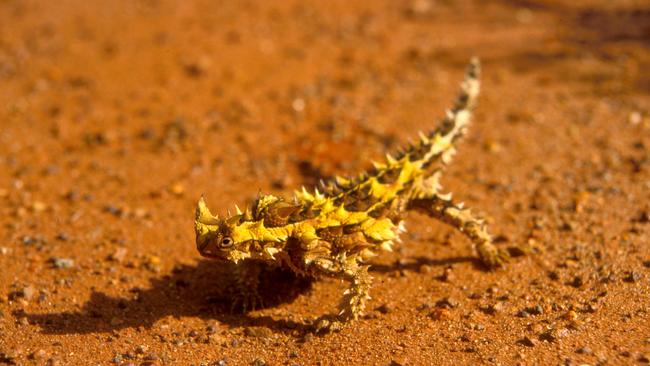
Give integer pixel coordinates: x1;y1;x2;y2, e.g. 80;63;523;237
408;58;482;168
437;57;481;140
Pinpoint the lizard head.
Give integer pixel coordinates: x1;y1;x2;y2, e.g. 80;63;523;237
194;196;252;263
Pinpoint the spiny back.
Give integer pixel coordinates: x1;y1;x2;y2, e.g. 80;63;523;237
297;58;481;214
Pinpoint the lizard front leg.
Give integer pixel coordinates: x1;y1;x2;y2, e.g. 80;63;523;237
230;260;264;313
309;256;372;332
408;193;509;268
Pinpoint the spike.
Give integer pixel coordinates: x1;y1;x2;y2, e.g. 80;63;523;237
385;153;397;164
235;204;243;215
227;208;231;217
418;131;428;143
446;109;454;120
196;195;220;224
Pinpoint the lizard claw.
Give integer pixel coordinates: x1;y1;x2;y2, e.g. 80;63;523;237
313;315;346;333
477;243;510;269
230;291;264;313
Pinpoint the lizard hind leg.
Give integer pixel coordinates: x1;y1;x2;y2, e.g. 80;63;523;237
408;193;509;269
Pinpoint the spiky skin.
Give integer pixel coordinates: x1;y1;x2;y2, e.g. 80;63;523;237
195;59;509;331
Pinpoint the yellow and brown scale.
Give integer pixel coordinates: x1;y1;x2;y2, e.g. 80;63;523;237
194;59;509;332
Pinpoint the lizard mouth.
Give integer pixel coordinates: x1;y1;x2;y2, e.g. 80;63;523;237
197;238;224;260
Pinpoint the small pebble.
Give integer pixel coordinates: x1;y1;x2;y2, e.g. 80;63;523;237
244;327;272;339
629;111;643;125
516;310;530;318
32;201;47;212
143;255;161;272
634;210;650;223
21;285;37;301
576;346;593;355
435;297;459;309
585;303;598;313
518;336;536;347
29;349;48;360
437;267;455;282
108;247;128;263
170;183;184;196
548;271;560;281
376;303;393;314
530;304;544;315
638;353;649;363
22;236;39;245
569;276;584;288
301;333;314;343
50;257;74;269
55;233;69;241
430;308;451;320
252;358;266;366
540;328;569;343
507;245;527;257
564;310;578;320
112;354;123;364
483;302;504;315
144;352;160;361
206;324;219;334
623;271;642;283
103;205;123;217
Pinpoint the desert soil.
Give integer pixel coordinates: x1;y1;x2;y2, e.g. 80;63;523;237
1;0;649;365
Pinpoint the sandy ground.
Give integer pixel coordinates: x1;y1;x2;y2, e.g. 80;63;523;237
1;0;649;365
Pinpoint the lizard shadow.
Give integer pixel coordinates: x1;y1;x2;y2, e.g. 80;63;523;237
22;255;476;337
21;259;314;336
369;255;480;274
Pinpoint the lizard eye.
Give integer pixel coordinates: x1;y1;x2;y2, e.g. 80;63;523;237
219;237;233;249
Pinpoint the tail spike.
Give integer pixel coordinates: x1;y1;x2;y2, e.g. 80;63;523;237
418;131;429;143
385;153;397;164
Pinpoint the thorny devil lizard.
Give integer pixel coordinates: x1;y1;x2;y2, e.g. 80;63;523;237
194;59;510;332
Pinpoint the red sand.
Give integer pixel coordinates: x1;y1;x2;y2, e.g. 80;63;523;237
1;1;649;365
